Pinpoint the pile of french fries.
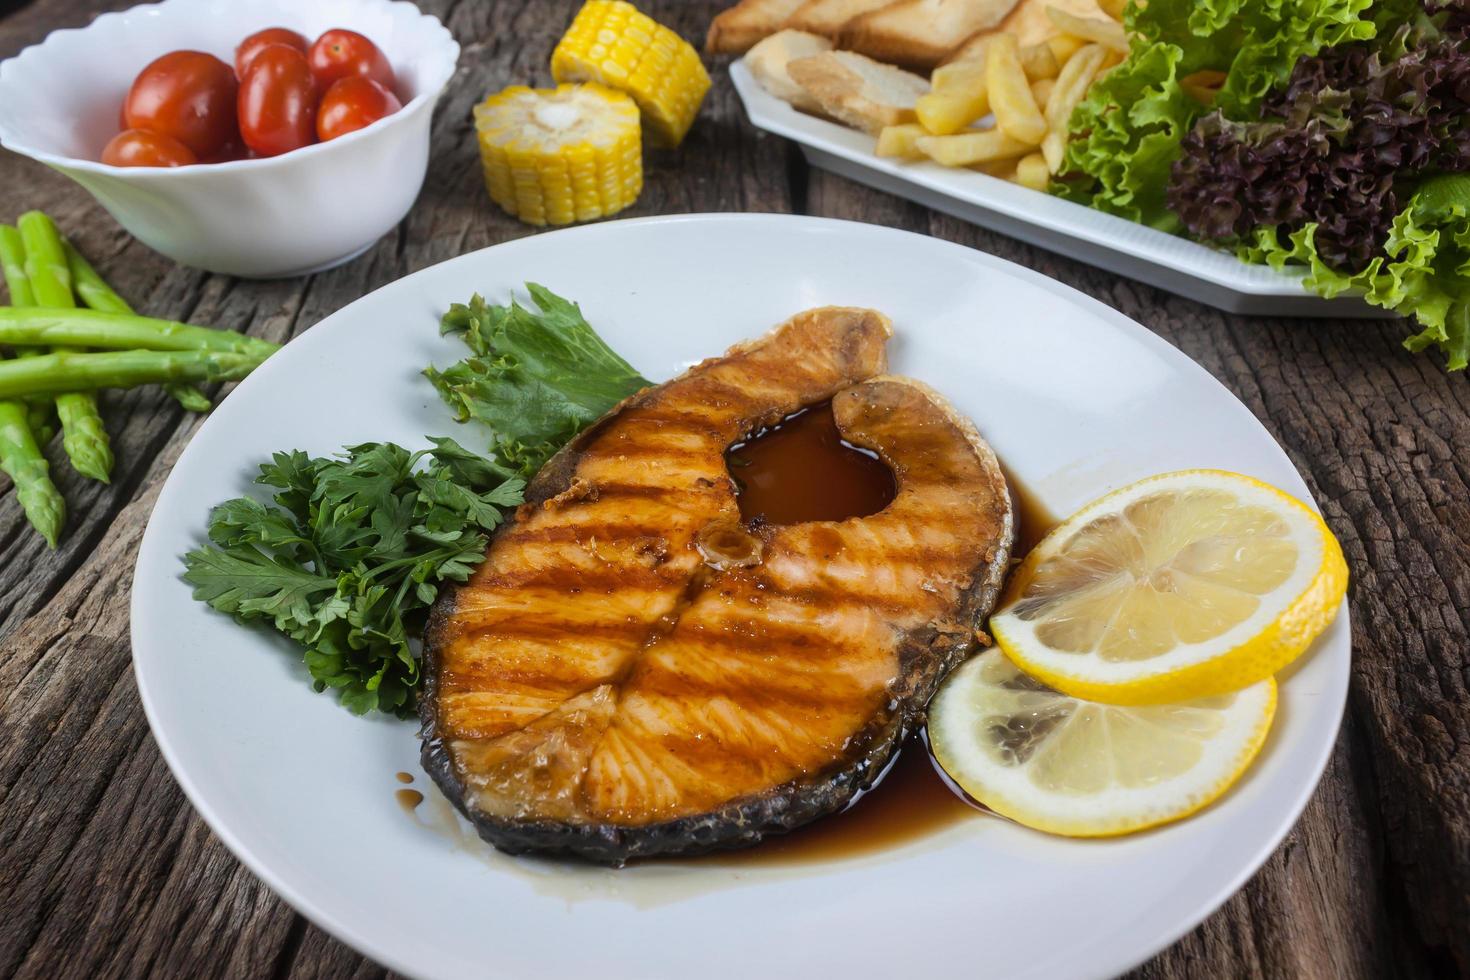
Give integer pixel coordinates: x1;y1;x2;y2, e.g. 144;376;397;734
875;3;1128;188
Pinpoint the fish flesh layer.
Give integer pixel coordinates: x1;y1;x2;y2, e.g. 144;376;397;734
421;307;1014;863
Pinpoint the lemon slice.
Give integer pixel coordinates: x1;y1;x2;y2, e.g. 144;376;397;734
928;650;1276;836
991;470;1347;704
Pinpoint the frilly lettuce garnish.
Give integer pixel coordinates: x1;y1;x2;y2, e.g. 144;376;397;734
426;283;651;479
1061;0;1470;367
1057;0;1377;230
1239;173;1470;369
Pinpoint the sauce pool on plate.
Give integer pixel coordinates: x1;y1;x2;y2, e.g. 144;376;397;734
726;401;896;524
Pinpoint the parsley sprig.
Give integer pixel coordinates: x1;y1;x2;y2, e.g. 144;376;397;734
181;285;649;718
182;440;524;716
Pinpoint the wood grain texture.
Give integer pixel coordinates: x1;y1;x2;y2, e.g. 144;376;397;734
0;1;1464;978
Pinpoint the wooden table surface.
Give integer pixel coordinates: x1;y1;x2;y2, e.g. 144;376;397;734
1;1;1466;977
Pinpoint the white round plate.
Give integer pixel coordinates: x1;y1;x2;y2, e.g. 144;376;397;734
132;214;1350;980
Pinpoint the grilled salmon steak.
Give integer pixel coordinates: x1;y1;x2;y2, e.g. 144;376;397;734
421;307;1014;863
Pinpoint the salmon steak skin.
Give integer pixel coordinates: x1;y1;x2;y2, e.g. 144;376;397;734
420;306;1015;864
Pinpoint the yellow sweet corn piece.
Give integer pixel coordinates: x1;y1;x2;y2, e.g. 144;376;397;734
551;0;711;148
474;83;643;227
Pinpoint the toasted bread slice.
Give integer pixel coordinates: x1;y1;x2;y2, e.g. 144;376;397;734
787;50;930;133
745;30;836;112
784;0;896;37
948;0;1105;58
707;0;809;53
840;0;1022;70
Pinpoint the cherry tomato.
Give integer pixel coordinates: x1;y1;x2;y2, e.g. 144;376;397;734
235;26;309;79
101;129;198;167
316;76;402;142
238;44;319;157
308;29;395;93
201;136;249;164
124;50;238;159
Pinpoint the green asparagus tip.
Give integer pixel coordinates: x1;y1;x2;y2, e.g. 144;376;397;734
37;513;62;549
165;383;213;413
57;392;113;483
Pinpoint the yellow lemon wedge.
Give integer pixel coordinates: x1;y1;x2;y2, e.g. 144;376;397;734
928;649;1276;836
990;470;1347;705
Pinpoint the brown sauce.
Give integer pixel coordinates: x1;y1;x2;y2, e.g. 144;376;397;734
726;401;896;525
1005;465;1059;558
395;771;415;784
709;736;986;867
395;789;425;814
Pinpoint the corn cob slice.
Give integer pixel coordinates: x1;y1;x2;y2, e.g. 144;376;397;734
551;0;711;149
474;83;643;227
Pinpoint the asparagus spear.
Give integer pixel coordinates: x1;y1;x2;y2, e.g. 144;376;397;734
0;226;55;433
0;225;35;306
0;348;267;399
65;241;215;411
0;381;64;548
0;232;65;545
17;212;113;484
0;308;279;355
24;382;55;445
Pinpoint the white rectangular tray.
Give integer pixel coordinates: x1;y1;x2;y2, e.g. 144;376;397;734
730;61;1381;318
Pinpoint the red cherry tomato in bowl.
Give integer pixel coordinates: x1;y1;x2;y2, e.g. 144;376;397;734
238;44;319;157
123;50;237;159
308;29;396;92
316;76;402;142
201;136;250;164
101;128;198;167
235;27;309;79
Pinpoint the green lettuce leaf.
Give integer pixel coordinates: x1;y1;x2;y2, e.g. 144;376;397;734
1060;0;1378;228
426;284;652;479
1239;173;1470;369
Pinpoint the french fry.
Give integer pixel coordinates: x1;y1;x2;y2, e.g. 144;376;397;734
1046;7;1129;53
931;56;987;94
1014;152;1051;191
987;35;1048;145
1031;77;1055;109
1047;33;1087;65
876;123;928;158
1041;130;1067;173
916;128;1034;167
1019;42;1060;80
916;89;990;134
1046;44;1107;127
1097;0;1128;20
973;159;1015;177
1041;42;1108;170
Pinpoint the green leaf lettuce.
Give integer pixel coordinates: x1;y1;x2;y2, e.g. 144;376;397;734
1059;0;1378;228
1239;173;1470;369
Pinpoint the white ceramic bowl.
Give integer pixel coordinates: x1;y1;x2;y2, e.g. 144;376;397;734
0;0;459;278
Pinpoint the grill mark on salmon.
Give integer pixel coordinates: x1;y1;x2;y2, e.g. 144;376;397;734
421;307;1013;863
503;523;681;545
459;616;653;644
